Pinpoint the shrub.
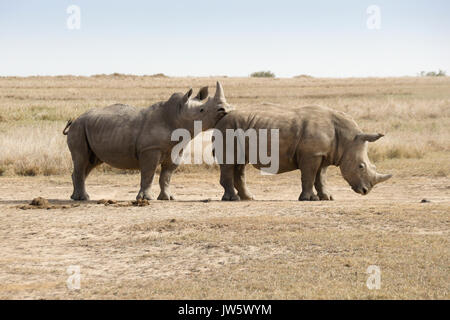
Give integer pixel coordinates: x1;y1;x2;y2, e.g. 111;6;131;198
250;71;275;78
419;70;446;77
294;74;313;79
15;167;38;176
148;73;168;78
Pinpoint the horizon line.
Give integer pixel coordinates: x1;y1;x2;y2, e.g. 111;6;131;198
0;73;447;79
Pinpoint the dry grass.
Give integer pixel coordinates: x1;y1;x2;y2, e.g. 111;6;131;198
0;122;72;176
0;76;449;177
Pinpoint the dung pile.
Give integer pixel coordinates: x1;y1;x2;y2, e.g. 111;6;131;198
97;199;118;205
96;199;151;207
131;199;151;207
18;197;79;210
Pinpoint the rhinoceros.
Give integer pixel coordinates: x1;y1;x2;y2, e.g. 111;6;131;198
213;106;392;201
63;82;232;201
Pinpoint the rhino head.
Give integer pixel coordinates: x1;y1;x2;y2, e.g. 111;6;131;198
178;82;233;131
339;133;392;195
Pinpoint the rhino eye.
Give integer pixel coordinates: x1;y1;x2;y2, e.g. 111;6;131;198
200;108;204;113
359;163;365;169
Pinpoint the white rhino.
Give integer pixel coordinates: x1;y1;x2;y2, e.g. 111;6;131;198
63;82;232;201
213;106;392;201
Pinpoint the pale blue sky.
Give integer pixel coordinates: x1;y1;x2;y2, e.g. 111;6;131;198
0;0;449;77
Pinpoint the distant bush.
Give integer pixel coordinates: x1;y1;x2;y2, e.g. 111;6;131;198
419;70;446;77
250;71;275;78
111;72;127;77
91;73;130;78
148;73;168;78
294;74;313;79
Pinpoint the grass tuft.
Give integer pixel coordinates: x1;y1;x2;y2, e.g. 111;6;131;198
369;145;425;162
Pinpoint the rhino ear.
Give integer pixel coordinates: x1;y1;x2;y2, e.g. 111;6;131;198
195;86;209;100
356;133;384;142
182;88;193;104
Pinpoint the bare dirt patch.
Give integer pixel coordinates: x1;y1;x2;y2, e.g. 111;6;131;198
0;170;448;299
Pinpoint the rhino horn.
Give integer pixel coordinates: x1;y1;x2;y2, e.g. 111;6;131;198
214;81;226;102
357;133;384;142
374;173;392;184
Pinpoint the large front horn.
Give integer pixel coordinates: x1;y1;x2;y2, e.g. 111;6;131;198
356;133;384;142
214;81;226;102
375;173;392;184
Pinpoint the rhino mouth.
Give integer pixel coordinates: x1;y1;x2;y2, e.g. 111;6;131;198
352;185;371;195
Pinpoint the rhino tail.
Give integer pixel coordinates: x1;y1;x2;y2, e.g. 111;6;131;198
62;119;73;135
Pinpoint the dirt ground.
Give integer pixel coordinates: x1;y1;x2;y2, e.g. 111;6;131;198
0;167;448;299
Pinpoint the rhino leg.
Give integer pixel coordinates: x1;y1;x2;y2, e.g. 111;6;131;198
157;160;178;200
69;136;102;201
220;164;240;201
298;155;321;201
315;166;334;200
71;162;90;201
136;150;161;200
234;164;254;200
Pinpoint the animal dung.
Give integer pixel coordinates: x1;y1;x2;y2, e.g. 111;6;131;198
30;197;49;207
18;197;79;210
131;199;151;207
97;199;117;205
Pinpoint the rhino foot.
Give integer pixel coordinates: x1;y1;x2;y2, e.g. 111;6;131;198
136;191;154;201
238;193;255;201
318;193;334;201
71;192;90;201
157;192;175;201
298;192;319;201
222;193;241;201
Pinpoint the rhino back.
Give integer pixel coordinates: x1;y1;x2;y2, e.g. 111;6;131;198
215;106;355;171
216;107;336;148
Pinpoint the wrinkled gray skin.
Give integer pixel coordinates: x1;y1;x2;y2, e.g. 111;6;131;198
64;82;233;201
214;106;392;201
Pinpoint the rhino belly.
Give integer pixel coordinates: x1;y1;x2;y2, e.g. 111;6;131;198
250;151;298;174
85;119;141;170
243;133;299;174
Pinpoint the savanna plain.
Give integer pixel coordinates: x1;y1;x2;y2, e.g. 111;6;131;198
0;75;448;299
